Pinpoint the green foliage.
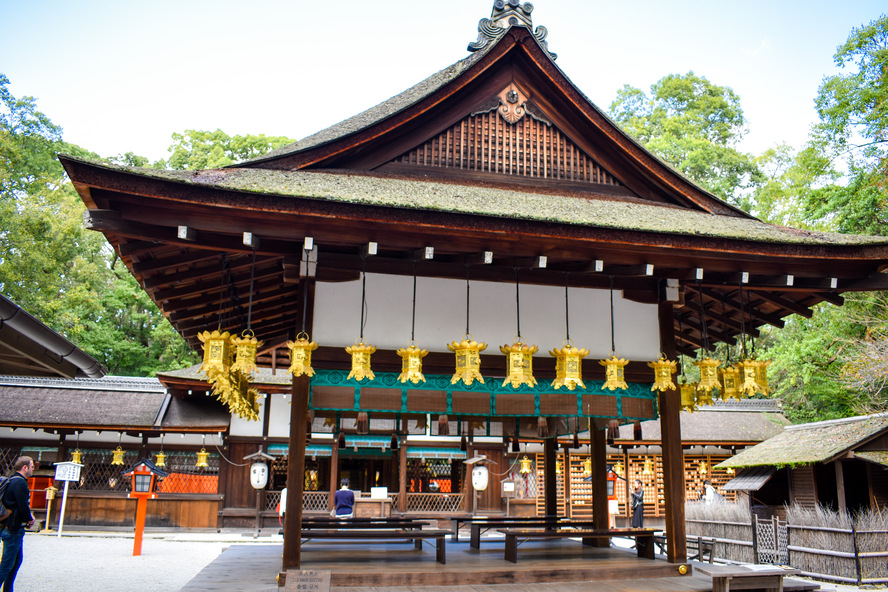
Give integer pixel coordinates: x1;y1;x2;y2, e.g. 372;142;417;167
609;72;762;204
167;129;293;170
0;73;197;376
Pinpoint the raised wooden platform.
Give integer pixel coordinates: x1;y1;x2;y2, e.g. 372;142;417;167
180;541;821;591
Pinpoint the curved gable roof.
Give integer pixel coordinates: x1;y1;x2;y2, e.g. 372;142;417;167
236;26;748;217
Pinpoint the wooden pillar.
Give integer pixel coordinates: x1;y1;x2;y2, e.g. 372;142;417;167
544;434;558;517
659;298;686;563
329;434;340;511
590;422;608;533
398;439;407;514
835;461;846;512
563;447;572;519
282;373;310;572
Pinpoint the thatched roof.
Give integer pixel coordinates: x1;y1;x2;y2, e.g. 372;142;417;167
0;375;228;431
69;157;888;249
619;399;789;444
717;413;888;468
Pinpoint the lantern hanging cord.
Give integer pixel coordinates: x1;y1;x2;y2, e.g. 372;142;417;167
300;246;310;334
359;253;367;339
721;298;732;363
677;316;685;378
564;272;571;341
609;275;616;353
514;266;522;339
696;280;710;353
464;261;471;336
216;254;229;331
211;433;249;466
410;258;417;342
246;246;257;331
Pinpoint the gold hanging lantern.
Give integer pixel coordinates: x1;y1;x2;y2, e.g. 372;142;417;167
583;456;592;477
737;359;764;397
600;355;629;390
680;382;698;412
397;342;428;384
519;455;533;474
287;332;319;378
71;449;83;464
196;447;210;469
345;338;376;381
550;342;589;391
613;461;624;477
447;335;487;385
727;466;735;475
155;450;167;468
694;357;722;394
231;330;262;376
501;338;538;388
555;459;563;475
648;354;677;392
696;385;716;406
698;460;708;475
720;365;742;400
755;359;772;395
643;457;654;476
111;445;125;466
198;329;232;378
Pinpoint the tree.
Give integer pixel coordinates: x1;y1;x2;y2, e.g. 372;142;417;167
609;72;762;205
801;15;888;236
0;73;198;375
166;129;294;170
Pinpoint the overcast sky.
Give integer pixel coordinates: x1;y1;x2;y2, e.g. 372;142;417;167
2;0;885;163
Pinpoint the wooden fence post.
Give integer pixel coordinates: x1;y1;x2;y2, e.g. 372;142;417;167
751;513;759;563
851;521;862;585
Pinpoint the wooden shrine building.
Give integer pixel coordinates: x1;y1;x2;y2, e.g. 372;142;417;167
59;1;888;583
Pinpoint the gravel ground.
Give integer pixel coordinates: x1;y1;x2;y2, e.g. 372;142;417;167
9;530;277;592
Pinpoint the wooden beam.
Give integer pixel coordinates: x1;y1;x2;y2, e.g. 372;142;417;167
697;286;786;329
750;291;814;319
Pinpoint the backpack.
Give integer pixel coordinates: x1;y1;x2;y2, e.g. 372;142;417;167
0;476;12;522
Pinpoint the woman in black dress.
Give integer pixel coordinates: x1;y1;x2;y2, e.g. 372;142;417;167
630;479;644;527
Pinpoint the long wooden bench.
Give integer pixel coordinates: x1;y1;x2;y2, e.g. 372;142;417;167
467;520;602;549
498;527;657;563
299;528;452;564
302;518;428;530
451;515;557;542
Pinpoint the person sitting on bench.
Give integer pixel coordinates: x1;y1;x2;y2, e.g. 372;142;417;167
333;478;355;518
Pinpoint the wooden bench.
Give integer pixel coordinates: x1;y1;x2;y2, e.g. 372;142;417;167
695;564;800;592
467;520;602;549
451;515;557;542
299;528;452;564
302;518;428;530
653;533;715;562
498;527;657;563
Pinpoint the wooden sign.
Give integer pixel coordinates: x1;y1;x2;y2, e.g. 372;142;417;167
285;570;330;592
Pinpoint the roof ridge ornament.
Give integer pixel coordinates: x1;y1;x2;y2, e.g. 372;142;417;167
467;0;556;60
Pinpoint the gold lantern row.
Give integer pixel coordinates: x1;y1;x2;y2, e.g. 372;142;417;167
648;354;677;392
679;355;772;412
600;355;629;390
111;445;125;466
198;329;262;421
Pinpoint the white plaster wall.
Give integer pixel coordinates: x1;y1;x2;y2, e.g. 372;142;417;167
229;394;266;437
314;274;660;359
268;393;292;438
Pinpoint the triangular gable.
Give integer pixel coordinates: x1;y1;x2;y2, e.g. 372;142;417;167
385;82;624;188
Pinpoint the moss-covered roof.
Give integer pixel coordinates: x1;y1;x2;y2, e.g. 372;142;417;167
82;157;888;248
252;52;484;161
717;413;888;468
855;450;888;467
627;408;790;443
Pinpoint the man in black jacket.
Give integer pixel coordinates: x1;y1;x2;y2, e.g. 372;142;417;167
0;456;34;591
